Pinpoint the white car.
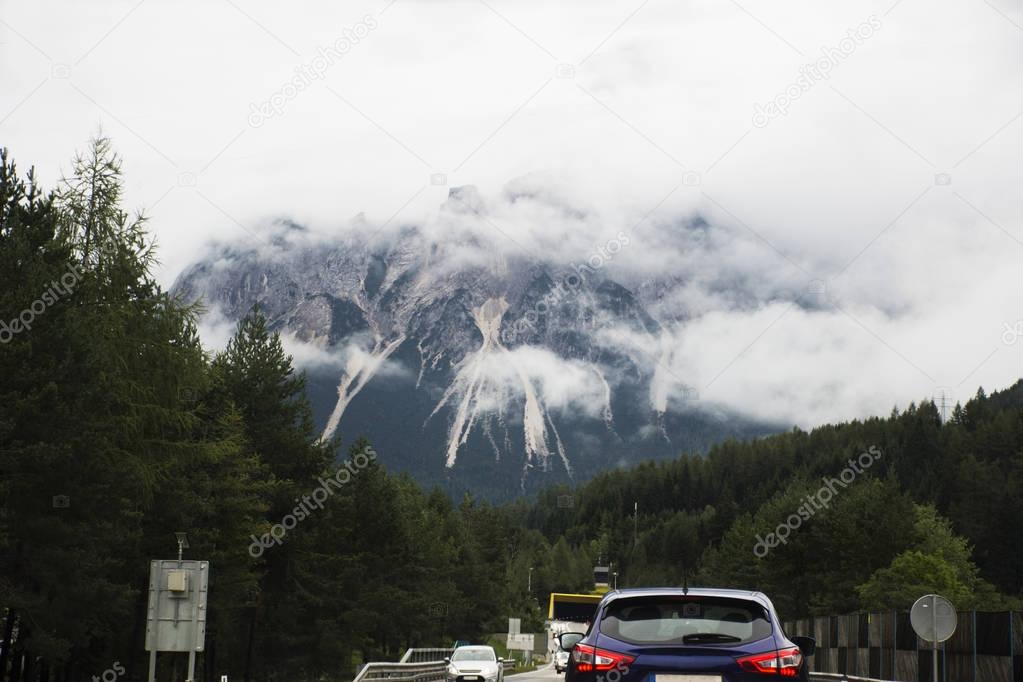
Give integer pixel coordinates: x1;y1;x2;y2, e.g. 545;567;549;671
554;633;583;674
554;650;569;674
445;646;504;682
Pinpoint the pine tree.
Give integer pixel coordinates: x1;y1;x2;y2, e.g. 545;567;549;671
1;140;275;680
212;306;335;678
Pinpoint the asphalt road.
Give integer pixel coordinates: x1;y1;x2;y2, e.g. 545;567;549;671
507;662;559;682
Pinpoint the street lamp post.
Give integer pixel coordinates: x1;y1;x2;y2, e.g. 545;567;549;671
528;567;534;594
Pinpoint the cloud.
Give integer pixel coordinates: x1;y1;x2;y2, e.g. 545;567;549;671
196;305;412;380
321;334;413;382
497;346;610;419
4;0;1022;428
194;305;238;354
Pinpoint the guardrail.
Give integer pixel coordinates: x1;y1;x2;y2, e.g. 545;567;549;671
400;648;454;663
354;660;448;682
809;674;900;682
356;648;516;682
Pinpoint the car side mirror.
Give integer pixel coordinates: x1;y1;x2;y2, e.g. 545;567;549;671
558;633;584;650
497;658;504;663
444;658;451;664
792;636;816;657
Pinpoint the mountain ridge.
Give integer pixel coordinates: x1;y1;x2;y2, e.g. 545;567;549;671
173;188;779;499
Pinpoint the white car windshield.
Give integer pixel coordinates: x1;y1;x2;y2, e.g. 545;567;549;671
452;648;496;662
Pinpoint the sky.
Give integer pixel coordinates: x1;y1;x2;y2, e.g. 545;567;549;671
2;0;1023;427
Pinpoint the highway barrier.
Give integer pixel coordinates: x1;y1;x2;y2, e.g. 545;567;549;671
355;648;515;682
400;649;455;664
786;610;1022;682
354;660;448;682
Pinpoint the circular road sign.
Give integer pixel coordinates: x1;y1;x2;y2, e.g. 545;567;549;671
910;594;957;643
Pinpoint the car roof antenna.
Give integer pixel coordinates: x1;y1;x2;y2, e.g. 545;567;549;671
682;558;689;595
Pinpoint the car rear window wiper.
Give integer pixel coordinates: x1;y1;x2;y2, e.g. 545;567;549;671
681;633;743;643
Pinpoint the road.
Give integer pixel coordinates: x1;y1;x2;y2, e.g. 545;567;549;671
507;662;559;682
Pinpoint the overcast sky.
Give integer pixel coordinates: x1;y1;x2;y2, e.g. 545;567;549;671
2;0;1022;426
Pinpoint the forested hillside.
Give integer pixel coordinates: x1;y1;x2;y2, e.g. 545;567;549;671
520;381;1023;617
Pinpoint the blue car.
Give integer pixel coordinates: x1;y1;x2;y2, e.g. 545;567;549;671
561;588;815;681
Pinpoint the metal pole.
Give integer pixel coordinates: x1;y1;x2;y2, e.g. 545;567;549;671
633;502;638;548
931;595;938;682
187;565;202;682
972;610;977;682
148;560;159;682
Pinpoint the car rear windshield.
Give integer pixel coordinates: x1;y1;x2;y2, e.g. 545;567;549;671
599;596;773;645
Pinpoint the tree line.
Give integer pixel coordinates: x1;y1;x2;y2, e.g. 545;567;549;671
521;383;1023;618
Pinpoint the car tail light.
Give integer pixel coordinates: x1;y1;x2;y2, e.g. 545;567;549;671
736;647;803;677
571;644;635;672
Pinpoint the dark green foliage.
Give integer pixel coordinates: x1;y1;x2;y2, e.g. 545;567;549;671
0;140;266;676
521;385;1023;619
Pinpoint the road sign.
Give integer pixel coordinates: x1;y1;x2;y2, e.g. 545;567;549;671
508;618;521;635
911;594;957;682
507;634;534;651
910;594;957;643
145;559;209;652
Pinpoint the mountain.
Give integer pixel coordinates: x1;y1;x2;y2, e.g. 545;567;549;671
172;187;778;500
